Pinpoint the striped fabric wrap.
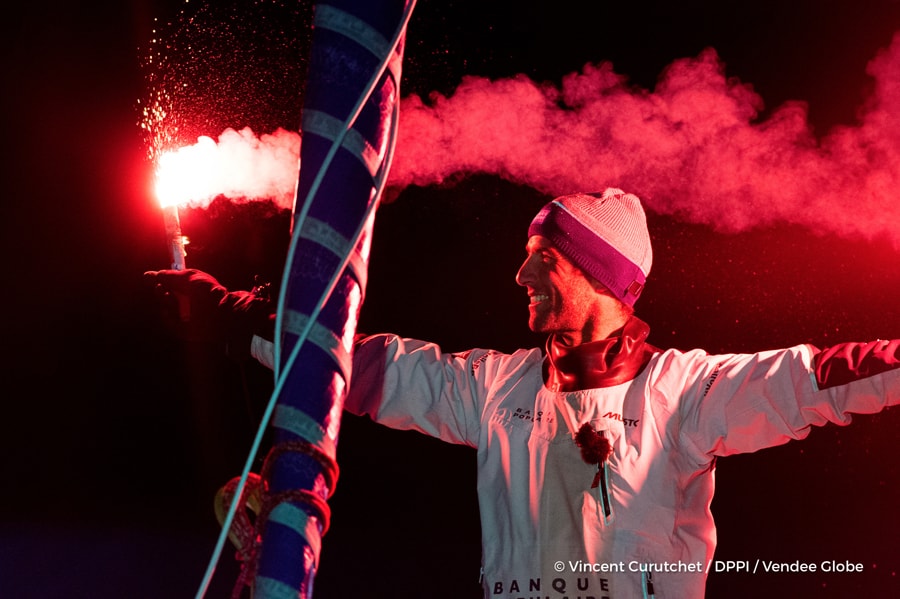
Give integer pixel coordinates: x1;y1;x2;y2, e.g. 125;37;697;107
253;1;413;597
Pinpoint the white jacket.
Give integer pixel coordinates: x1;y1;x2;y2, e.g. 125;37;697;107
331;333;900;599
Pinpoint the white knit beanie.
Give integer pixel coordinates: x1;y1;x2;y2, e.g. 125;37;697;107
528;189;653;306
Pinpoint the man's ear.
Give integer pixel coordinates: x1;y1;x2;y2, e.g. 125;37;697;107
588;275;635;317
586;273;612;296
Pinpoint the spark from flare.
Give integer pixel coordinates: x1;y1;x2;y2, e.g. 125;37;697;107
139;0;308;270
138;0;309;178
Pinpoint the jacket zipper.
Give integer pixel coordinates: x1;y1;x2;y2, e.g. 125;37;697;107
598;430;612;523
598;459;612;523
642;570;656;598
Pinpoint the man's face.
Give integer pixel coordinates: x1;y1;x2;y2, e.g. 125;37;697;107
515;235;606;341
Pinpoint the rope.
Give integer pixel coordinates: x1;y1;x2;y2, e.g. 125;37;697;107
218;440;338;599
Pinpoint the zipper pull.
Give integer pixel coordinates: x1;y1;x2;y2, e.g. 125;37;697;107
645;571;656;597
591;465;602;489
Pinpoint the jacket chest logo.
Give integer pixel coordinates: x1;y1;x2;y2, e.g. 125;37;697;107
602;411;640;427
513;407;554;423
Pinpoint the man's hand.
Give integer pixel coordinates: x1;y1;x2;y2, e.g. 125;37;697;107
144;269;274;359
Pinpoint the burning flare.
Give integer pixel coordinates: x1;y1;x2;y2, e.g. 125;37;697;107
151;127;301;269
153;127;301;210
155;136;220;209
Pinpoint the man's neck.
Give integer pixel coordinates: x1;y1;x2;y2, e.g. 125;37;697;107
555;314;630;347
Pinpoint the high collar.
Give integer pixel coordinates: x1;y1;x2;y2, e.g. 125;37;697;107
544;316;658;391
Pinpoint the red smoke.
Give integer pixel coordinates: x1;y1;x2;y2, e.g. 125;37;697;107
393;33;900;246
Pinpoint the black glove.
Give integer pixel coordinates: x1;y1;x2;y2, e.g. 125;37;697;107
144;269;275;361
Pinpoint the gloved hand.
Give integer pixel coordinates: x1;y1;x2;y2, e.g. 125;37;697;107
144;269;275;361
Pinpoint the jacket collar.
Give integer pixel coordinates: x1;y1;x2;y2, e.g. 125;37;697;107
544;316;658;391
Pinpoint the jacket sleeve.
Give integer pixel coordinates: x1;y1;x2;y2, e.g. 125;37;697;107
251;332;491;447
675;340;900;459
343;334;493;447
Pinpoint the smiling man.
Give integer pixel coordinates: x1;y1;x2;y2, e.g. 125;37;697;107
326;189;900;599
149;188;900;599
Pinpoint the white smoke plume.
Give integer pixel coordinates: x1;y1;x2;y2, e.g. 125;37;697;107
155;127;300;210
163;34;900;246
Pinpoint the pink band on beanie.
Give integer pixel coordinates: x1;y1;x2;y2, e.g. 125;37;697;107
528;191;652;307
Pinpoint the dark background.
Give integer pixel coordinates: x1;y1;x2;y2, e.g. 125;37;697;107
2;1;900;597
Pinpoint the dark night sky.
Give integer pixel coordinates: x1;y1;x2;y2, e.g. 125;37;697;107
2;1;900;598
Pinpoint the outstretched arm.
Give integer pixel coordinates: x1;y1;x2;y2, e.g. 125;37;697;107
676;339;900;459
814;338;900;389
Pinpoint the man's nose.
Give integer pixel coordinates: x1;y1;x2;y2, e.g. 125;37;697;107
515;257;534;287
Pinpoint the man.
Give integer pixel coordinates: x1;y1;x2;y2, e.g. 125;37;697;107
148;188;900;599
